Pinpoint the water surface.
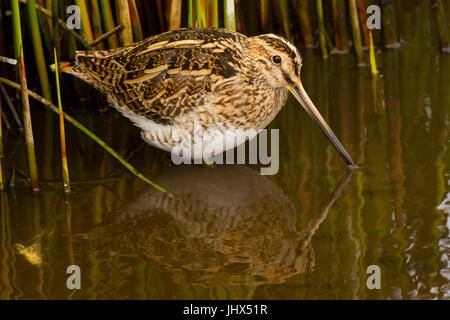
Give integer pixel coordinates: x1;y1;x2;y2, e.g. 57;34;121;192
0;3;449;300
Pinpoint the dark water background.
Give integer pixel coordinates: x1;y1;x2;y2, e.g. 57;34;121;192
0;1;449;299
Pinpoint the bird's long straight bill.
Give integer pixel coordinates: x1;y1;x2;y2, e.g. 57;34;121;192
290;82;358;169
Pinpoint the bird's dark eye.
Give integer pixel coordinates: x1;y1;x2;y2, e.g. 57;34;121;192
272;55;282;64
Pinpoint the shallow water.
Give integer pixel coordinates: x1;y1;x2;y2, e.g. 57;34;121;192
1;4;449;300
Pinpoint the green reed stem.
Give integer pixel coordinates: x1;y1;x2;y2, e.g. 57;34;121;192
316;0;328;58
169;0;182;30
90;0;104;49
0;77;173;197
51;0;61;58
432;0;450;52
74;0;94;42
332;0;349;52
196;0;207;27
129;0;143;41
279;0;291;40
260;0;269;32
11;0;39;191
296;0;314;47
34;0;51;55
67;33;78;60
188;0;194;28
26;0;52;102
369;31;378;75
43;0;52;34
53;48;71;193
224;0;236;31
117;0;133;45
99;0;119;48
348;0;364;65
208;0;218;28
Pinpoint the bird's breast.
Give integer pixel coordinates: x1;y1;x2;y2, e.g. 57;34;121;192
248;87;288;129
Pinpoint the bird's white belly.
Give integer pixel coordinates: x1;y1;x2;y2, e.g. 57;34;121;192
141;121;261;162
119;106;262;162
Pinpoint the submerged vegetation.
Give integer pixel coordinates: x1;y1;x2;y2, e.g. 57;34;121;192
0;0;448;194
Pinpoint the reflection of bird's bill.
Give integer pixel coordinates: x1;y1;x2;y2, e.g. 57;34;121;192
300;168;354;242
289;81;358;169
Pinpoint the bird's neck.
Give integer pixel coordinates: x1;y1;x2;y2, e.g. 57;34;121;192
250;73;288;129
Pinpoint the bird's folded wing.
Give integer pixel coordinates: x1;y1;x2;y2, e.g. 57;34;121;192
73;28;248;124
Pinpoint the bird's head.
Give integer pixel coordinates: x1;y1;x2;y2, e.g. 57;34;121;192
249;34;357;168
249;34;302;89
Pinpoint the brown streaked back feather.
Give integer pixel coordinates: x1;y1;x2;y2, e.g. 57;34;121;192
70;28;249;124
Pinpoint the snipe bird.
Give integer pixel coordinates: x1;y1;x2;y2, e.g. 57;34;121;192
58;28;356;167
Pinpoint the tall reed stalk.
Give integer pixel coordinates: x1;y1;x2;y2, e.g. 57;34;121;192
129;0;143;41
259;0;270;32
155;0;165;31
74;0;94;43
348;0;364;65
34;0;52;54
53;48;71;193
295;0;314;47
432;0;450;52
278;0;291;40
188;0;194;27
316;0;328;58
74;0;94;42
208;0;218;28
11;0;39;191
332;0;349;52
169;0;182;30
52;0;61;57
44;0;52;34
67;32;78;59
224;0;236;31
117;0;133;45
99;0;119;48
381;0;398;47
195;0;207;27
357;0;370;47
89;0;105;49
235;0;245;33
26;0;52;102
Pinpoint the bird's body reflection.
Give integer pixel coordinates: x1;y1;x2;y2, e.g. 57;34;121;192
82;165;352;287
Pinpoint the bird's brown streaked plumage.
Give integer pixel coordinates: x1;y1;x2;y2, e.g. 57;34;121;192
60;28;356;167
69;28;250;125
